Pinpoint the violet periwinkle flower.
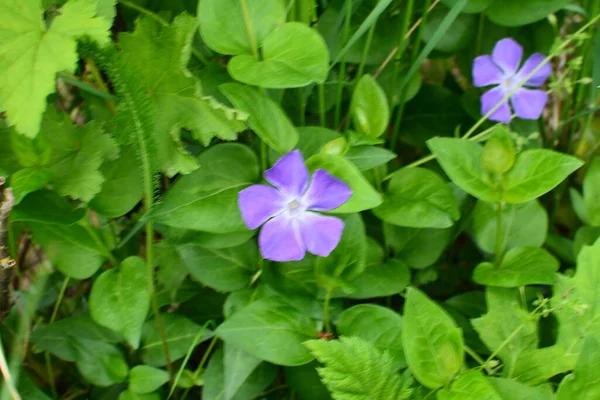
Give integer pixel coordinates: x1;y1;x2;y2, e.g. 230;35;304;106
473;38;552;123
238;150;352;262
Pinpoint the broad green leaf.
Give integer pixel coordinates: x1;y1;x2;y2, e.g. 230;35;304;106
28;222;108;279
140;314;214;366
374;168;460;229
350;74;390;138
437;370;501;400
346;258;410;299
337;304;406;369
285;363;332;400
10;168;51;204
473;247;559;287
223;344;273;400
216;297;318;366
166;228;254;250
305;336;413;399
90;147;143;218
583;157;600;226
471;200;548;254
385;224;454;269
344;146;396;171
427;138;499;202
556;336;600;400
488;377;554;399
155;240;188;301
198;0;286;55
119;390;160;400
203;346;278;400
117;15;247;176
0;0;110;136
129;366;169;394
89;257;150;348
402;287;463;389
502;149;583;204
11;189;85;225
229;22;329;88
486;0;572;27
177;241;258;292
220;83;298;153
440;0;492;13
149;144;259;233
472;288;538;376
422;5;477;53
70;337;129;387
306;154;382;213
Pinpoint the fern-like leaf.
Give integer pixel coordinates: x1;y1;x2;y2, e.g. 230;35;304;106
305;336;413;400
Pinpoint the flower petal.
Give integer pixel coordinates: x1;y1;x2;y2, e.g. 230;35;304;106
515;53;551;87
264;150;309;197
472;55;504;87
258;214;305;262
510;88;548;120
481;86;512;123
297;212;344;257
302;169;352;212
238;184;287;230
492;38;523;76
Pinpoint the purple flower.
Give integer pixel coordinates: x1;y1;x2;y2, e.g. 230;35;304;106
472;38;552;123
238;150;352;262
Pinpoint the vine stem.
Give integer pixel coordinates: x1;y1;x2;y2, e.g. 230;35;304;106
334;0;353;128
494;201;504;265
239;0;260;59
44;276;70;396
181;335;219;400
464;344;492;375
323;288;333;333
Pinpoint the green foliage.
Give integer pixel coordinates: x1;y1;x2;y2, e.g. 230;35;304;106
305;336;413;400
350;74;390;138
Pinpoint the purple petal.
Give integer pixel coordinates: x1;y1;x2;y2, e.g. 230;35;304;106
510;88;548;120
238;184;286;230
515;53;551;87
302;169;352;212
264;150;309;197
481;86;512;123
492;38;523;77
472;55;504;87
297;212;344;257
258;214;305;262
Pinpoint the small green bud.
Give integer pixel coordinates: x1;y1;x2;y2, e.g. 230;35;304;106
321;137;348;156
482;127;516;174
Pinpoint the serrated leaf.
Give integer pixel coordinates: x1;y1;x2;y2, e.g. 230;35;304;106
402;287;463;389
556;336;600;399
89;257;150;349
305;336;413;400
10;168;51;204
0;0;111;136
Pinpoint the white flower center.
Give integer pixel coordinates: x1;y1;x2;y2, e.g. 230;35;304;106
287;199;306;218
502;76;518;93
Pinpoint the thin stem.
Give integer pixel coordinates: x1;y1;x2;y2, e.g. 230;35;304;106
484;325;524;366
334;0;353;128
318;84;326;127
181;336;219;400
494;201;504;265
50;277;69;324
58;72;117;102
260;141;268;172
83;223;117;266
44;352;56;398
239;0;260;59
297;88;305;126
323;288;333;333
0;337;20;400
119;0;169;26
519;286;528;311
464;344;492;375
356;21;377;80
389;0;415;104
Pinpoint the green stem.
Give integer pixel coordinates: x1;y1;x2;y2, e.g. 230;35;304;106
57;72;117;102
334;0;353;128
50;277;69;324
318;84;326;127
239;0;260;59
260;141;268;173
0;336;20;400
356;21;377;80
389;0;415;103
83;223;117;266
44;352;55;398
323;288;333;333
464;344;492;375
297;88;306;126
494;201;504;265
119;0;169;26
182;336;219;400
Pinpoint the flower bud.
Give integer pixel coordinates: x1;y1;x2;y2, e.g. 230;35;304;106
321;137;348;156
482;127;516;174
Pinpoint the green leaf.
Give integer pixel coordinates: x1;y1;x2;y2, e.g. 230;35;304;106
473;247;559;287
350;75;390;138
223;344;276;400
305;154;382;213
402;287;463;389
316;214;367;289
220;83;299;153
216;297;318;366
129;366;169;394
471;200;548;254
140;314;214;366
440;0;493;13
0;0;110;136
117;15;247;176
488;377;554;399
422;5;477;53
374;167;460;229
427;138;499;202
90;146;143;217
305;336;413;400
71;337;129;387
198;0;286;55
344;146;396;171
119;390;161;400
28;222;108;279
481;126;516;174
89;257;150;348
149;144;259;232
437;370;501;400
556;336;600;400
155;240;188;301
229;22;329;88
337;304;406;369
385;224;454;269
177;241;258;292
502;149;583;203
285;363;332;400
10;168;51;204
11;189;85;225
345;258;410;299
203;346;278;400
472;288;538;376
583;157;600;226
486;0;572;27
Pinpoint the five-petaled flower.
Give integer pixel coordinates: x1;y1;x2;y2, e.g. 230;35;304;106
238;150;352;262
473;37;552;123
